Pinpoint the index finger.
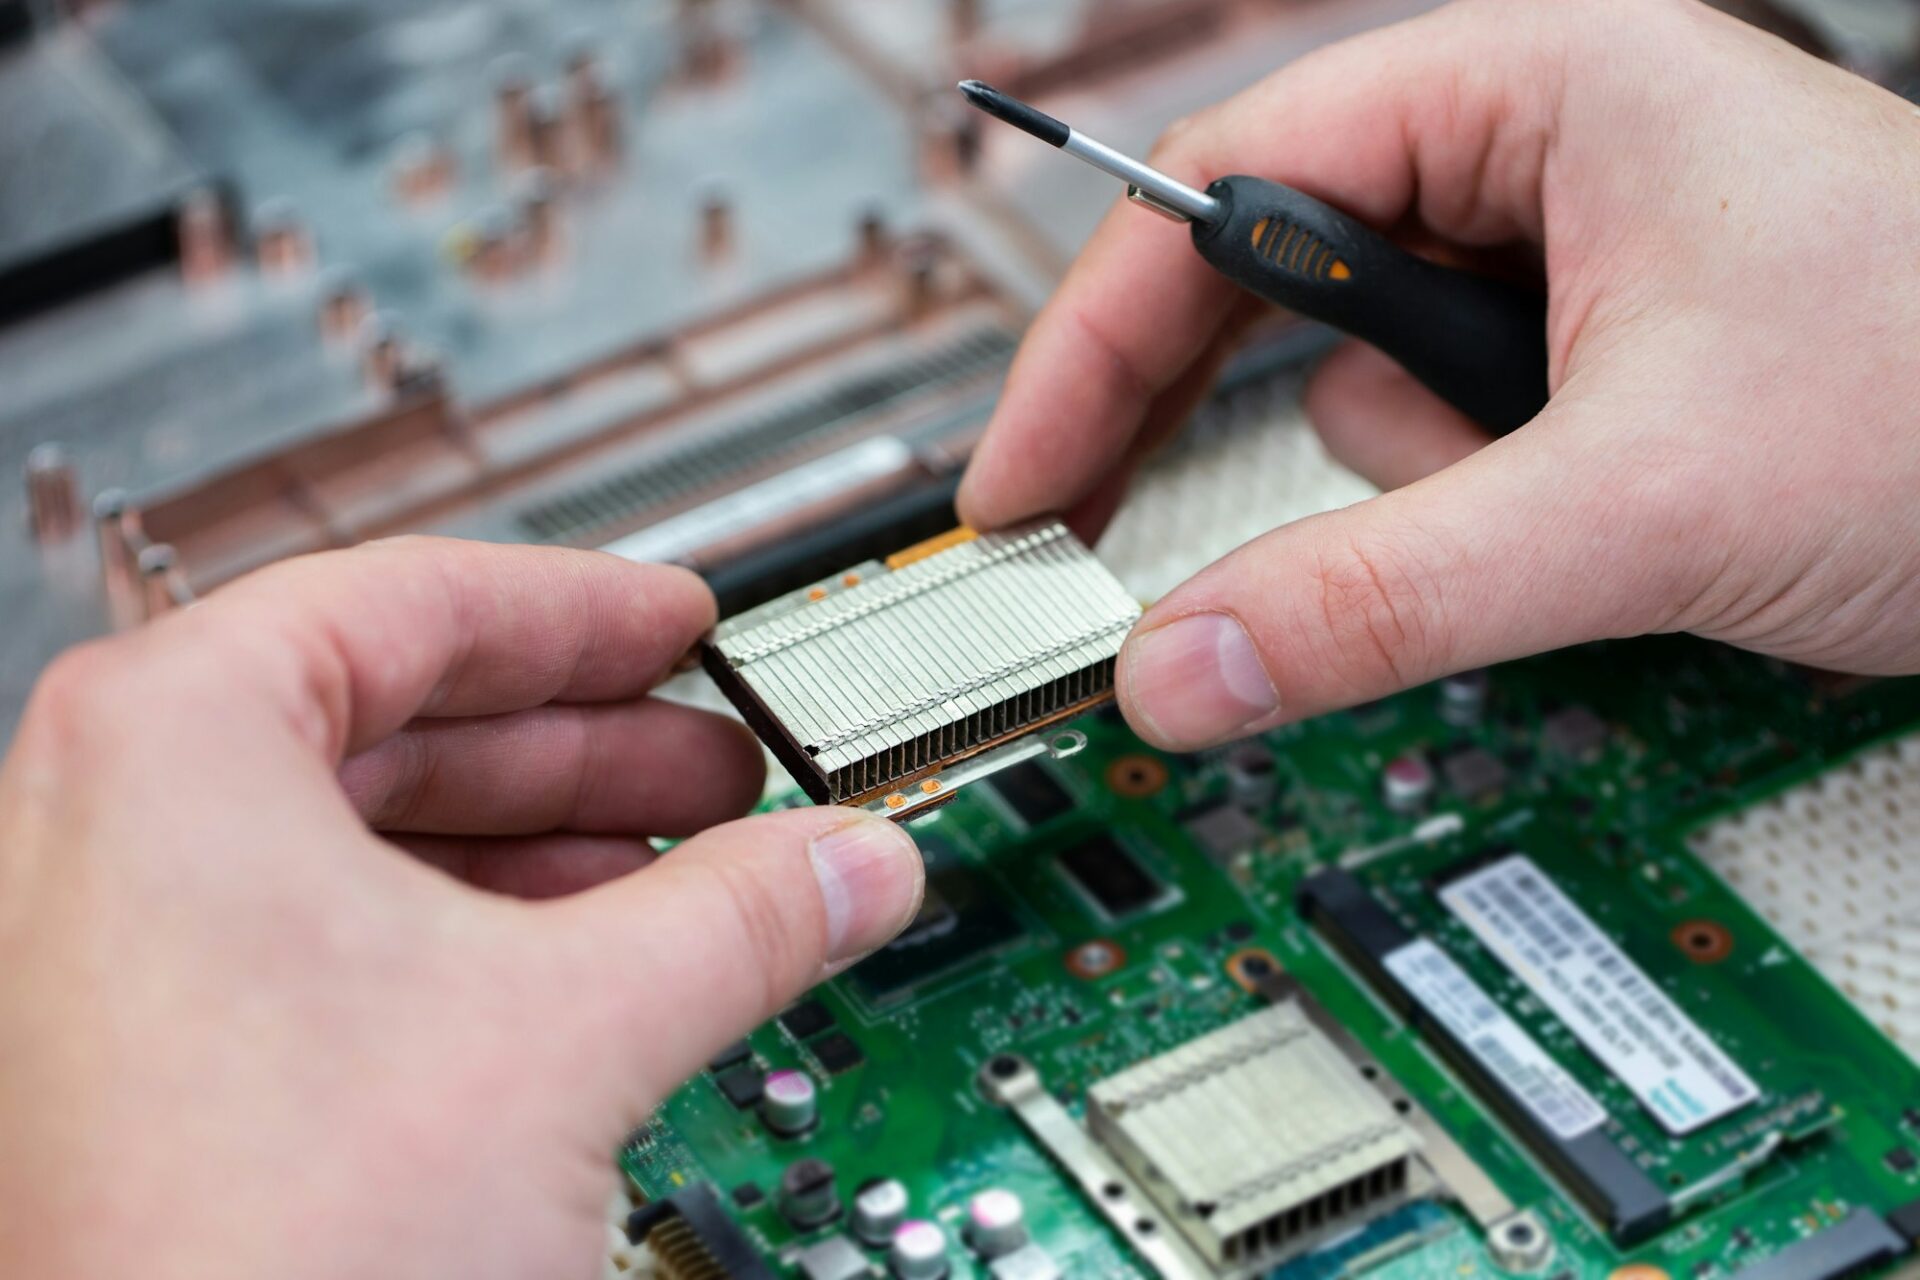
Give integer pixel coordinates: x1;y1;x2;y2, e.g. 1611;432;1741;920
163;537;715;759
956;184;1236;530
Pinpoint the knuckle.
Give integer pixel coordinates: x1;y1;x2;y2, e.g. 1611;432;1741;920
1301;532;1446;694
25;641;129;742
1149;112;1200;159
384;730;440;829
15;636;182;771
1060;303;1151;406
1146;106;1218;173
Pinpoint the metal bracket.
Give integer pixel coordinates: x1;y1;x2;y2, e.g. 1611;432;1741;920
976;1054;1214;1280
1127;184;1192;223
861;729;1087;822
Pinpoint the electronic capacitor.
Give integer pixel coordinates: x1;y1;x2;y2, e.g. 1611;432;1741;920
1438;669;1491;725
852;1178;910;1246
964;1188;1029;1258
889;1219;951;1279
761;1069;819;1136
779;1158;840;1229
1224;743;1279;809
1381;753;1434;814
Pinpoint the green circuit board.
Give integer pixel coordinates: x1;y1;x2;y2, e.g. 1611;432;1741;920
622;637;1920;1280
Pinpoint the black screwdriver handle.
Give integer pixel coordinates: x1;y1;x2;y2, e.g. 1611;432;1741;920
1191;175;1549;435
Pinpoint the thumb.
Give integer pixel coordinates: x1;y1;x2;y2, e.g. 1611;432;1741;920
1116;401;1693;749
545;807;923;1101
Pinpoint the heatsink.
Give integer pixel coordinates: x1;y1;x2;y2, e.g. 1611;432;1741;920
704;521;1140;814
1086;1002;1427;1272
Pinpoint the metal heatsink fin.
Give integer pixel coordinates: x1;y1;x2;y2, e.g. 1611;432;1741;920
703;521;1140;809
1085;1002;1427;1272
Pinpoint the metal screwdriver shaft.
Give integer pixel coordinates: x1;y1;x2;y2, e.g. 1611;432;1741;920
957;80;1220;223
956;80;1550;434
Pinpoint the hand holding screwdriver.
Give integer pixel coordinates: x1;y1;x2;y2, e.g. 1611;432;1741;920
958;0;1920;752
960;79;1549;434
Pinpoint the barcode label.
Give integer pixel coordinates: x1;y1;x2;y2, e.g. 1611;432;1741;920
1385;938;1606;1140
1440;854;1758;1135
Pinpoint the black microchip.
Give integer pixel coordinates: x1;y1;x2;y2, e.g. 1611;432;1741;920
989;761;1073;826
714;1066;765;1110
1888;1198;1920;1244
849;847;1025;1003
731;1182;766;1210
1905;1107;1920;1132
810;1032;866;1076
778;998;835;1041
1886;1146;1918;1174
893;881;959;948
1440;746;1508;801
707;1039;752;1072
1058;835;1163;918
1182;803;1267;865
1543;706;1609;759
1225;920;1255;943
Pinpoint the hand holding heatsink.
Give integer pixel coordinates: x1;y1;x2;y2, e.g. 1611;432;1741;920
702;521;1140;820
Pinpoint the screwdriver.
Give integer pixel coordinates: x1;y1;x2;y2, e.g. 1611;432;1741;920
958;81;1548;434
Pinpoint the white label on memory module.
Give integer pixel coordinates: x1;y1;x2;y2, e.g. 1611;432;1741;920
1439;854;1758;1135
1385;938;1607;1141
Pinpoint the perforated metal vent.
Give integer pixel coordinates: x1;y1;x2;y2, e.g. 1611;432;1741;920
1690;731;1920;1058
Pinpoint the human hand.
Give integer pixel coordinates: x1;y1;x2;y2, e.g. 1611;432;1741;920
0;538;924;1280
959;0;1920;750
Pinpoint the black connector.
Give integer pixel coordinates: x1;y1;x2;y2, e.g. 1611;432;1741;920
1727;1207;1908;1280
625;1183;775;1279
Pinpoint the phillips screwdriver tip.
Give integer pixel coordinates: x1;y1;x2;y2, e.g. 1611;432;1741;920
956;80;1070;148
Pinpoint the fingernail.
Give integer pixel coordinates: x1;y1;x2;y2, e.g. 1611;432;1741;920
808;816;924;963
1121;611;1279;749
